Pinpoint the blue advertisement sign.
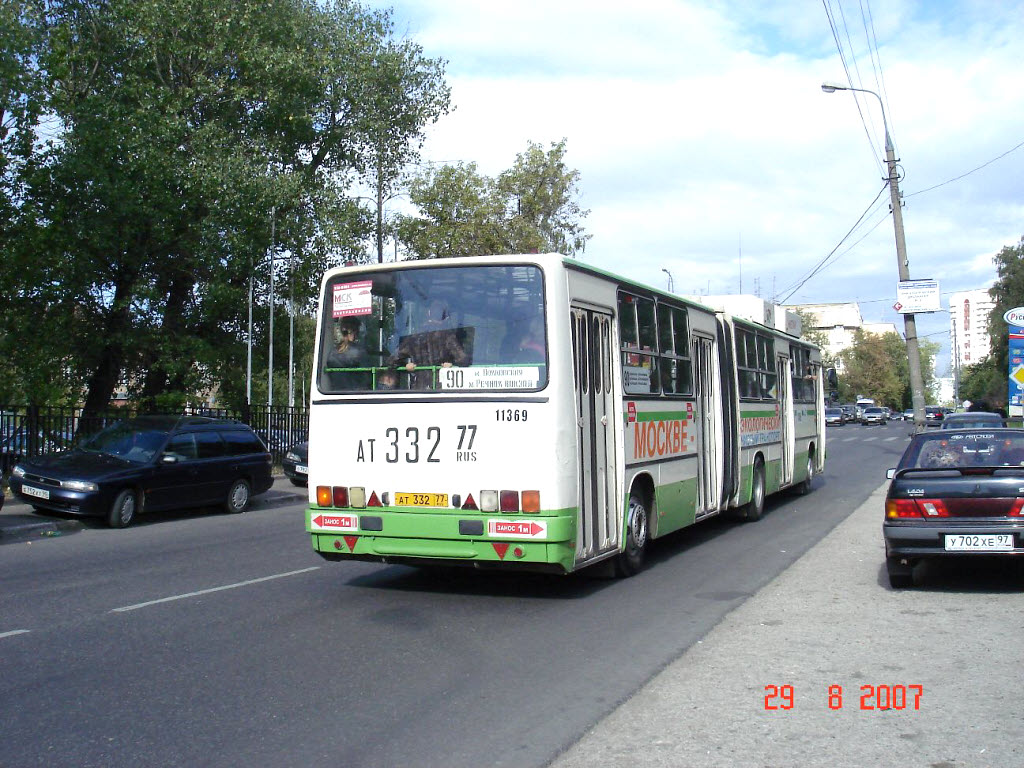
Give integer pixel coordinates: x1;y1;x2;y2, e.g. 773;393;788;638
1009;325;1024;412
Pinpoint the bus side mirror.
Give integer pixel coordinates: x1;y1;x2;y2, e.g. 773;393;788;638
826;367;838;388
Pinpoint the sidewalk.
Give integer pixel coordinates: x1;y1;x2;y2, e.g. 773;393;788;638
0;475;307;544
548;483;1024;768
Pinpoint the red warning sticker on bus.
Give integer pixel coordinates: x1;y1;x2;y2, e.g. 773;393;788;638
487;519;548;539
310;513;358;531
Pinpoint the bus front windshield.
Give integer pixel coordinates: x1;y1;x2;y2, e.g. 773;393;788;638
318;264;547;393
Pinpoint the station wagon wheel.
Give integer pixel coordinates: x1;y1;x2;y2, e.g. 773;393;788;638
615;493;649;577
225;478;251;514
743;460;765;522
107;489;137;528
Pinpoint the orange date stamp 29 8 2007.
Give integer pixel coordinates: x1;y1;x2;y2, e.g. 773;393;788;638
764;684;923;711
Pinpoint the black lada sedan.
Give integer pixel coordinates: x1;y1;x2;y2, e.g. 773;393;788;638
884;428;1024;587
10;416;273;527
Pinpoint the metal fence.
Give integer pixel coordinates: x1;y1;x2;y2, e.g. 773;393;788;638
0;404;308;478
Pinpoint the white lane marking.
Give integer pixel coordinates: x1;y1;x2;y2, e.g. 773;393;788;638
111;567;320;613
863;437;879;441
0;630;31;639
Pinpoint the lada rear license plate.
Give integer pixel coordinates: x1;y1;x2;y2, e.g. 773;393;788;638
22;485;50;500
395;492;448;507
295;464;308;475
944;534;1013;551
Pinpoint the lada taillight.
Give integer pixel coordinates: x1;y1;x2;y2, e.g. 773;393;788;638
886;498;924;519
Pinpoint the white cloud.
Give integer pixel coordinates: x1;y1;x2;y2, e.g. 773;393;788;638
374;0;1024;374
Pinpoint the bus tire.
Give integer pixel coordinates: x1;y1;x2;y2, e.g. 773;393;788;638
225;478;251;514
742;460;765;522
107;489;137;528
796;452;815;495
616;493;649;577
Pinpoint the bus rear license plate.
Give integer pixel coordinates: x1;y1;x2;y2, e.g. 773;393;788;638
944;534;1013;551
22;485;50;500
395;492;449;508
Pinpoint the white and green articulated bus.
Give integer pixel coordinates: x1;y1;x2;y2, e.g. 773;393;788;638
305;253;825;576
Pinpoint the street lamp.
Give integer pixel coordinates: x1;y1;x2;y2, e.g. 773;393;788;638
822;82;928;432
662;268;674;293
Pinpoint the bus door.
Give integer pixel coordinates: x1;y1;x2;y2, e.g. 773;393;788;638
571;306;619;562
776;355;794;486
693;335;720;517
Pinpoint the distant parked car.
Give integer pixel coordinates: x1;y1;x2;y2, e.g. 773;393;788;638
939;412;1005;430
882;406;893;421
924;406;945;426
825;407;846;426
902;409;914;421
10;416;273;528
861;406;886;426
282;441;308;486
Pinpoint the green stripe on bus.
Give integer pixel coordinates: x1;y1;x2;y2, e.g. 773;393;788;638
633;410;690;423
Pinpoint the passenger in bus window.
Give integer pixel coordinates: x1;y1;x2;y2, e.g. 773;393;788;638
515;318;545;363
325;317;370;389
386;300;469;387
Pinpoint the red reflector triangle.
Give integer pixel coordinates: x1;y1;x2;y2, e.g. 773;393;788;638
462;493;478;510
367;491;381;507
492;542;510;560
344;535;359;552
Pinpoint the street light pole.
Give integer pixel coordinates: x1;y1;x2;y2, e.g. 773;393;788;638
662;268;674;293
822;82;927;432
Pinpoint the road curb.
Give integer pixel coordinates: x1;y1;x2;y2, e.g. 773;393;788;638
0;513;84;544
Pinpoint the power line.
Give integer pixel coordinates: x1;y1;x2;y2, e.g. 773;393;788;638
907;138;1024;198
777;181;889;303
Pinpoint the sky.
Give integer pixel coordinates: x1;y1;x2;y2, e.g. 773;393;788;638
364;0;1024;376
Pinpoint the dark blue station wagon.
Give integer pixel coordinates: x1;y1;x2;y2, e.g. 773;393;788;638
11;416;273;527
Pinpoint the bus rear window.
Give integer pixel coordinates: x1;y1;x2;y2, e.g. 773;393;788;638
318;264;547;393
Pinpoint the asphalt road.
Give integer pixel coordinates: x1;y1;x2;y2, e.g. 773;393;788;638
1;422;911;767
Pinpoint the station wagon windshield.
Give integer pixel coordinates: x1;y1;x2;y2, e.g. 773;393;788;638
80;423;170;464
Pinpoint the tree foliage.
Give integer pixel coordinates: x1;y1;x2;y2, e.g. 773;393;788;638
956;235;1024;413
396;138;590;260
837;329;939;409
0;0;449;413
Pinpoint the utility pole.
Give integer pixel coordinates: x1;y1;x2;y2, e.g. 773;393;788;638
822;83;928;431
882;115;927;432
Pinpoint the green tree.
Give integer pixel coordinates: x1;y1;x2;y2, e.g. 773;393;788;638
837;330;938;410
955;235;1024;414
397;139;590;260
985;236;1024;375
1;0;449;414
958;357;1005;412
496;139;590;256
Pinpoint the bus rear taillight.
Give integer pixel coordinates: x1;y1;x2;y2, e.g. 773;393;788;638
522;491;540;513
500;491;519;512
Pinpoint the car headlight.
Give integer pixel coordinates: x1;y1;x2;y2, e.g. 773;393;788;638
285;452;299;462
12;465;25;478
62;479;99;492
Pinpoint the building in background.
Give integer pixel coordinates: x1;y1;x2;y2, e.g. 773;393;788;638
787;302;899;372
949;289;994;370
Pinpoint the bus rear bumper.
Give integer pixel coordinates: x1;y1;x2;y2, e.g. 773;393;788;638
307;506;577;573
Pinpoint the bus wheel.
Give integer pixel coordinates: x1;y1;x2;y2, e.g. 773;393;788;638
225;479;251;514
616;494;649;577
796;453;815;495
107;489;137;528
743;461;765;522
